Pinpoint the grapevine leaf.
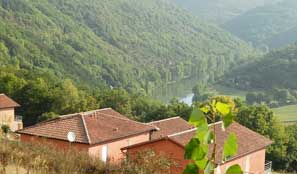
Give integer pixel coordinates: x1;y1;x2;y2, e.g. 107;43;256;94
195;158;208;169
204;161;214;174
184;138;207;160
226;164;243;174
222;112;234;128
223;133;238;160
183;163;199;174
189;108;207;127
204;130;214;144
189;108;208;142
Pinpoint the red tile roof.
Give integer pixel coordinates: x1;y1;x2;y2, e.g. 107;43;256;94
17;108;156;144
0;94;20;109
124;122;273;164
148;117;194;140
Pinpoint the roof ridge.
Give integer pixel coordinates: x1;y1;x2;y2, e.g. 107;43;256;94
167;121;223;138
58;108;113;118
59;113;82;118
92;112;156;130
208;121;223;127
168;128;197;137
148;116;181;124
81;115;91;144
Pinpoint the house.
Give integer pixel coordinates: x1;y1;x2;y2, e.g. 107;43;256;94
0;94;23;132
122;121;273;174
16;108;156;163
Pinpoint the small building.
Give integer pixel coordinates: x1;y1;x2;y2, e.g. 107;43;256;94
17;108;156;163
122;122;273;174
0;94;23;132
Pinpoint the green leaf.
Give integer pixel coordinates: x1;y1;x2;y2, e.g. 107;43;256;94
222;112;234;128
183;163;198;174
204;130;214;144
204;161;214;174
189;108;207;127
189;108;208;143
223;133;238;160
215;102;231;116
195;124;209;144
194;158;208;169
225;164;243;174
184;138;207;160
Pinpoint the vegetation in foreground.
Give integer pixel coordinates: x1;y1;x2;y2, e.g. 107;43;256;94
0;139;175;174
184;97;243;174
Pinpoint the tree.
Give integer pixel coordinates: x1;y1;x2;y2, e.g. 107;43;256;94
192;84;212;102
15;78;53;126
236;104;288;170
99;88;133;117
285;124;297;172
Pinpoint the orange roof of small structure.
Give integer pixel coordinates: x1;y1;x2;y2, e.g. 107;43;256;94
0;94;20;109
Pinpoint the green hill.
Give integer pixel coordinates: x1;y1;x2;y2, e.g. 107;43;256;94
223;43;297;90
172;0;281;24
264;25;297;48
223;0;297;48
0;0;257;93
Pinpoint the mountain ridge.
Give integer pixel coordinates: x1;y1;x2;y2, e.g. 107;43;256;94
0;0;258;93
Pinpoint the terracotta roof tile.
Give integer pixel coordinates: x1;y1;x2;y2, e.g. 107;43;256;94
169;122;273;164
17;108;156;144
148;117;195;140
0;94;20;109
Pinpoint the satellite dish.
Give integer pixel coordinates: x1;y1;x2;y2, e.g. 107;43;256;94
67;132;76;143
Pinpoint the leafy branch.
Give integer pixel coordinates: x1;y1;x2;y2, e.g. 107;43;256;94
184;97;243;174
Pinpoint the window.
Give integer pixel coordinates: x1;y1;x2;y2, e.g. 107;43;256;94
101;145;108;162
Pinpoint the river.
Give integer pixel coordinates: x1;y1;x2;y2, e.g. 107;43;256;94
151;77;200;105
152;77;246;105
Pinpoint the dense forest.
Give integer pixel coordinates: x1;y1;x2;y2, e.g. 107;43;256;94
223;0;297;48
0;66;192;126
0;0;257;94
172;0;280;24
223;43;297;91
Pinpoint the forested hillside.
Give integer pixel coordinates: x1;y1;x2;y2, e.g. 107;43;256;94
223;0;297;48
223;43;297;90
0;0;257;94
172;0;281;24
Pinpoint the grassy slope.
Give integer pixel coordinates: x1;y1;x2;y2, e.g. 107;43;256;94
0;0;257;93
213;85;247;100
272;105;297;122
